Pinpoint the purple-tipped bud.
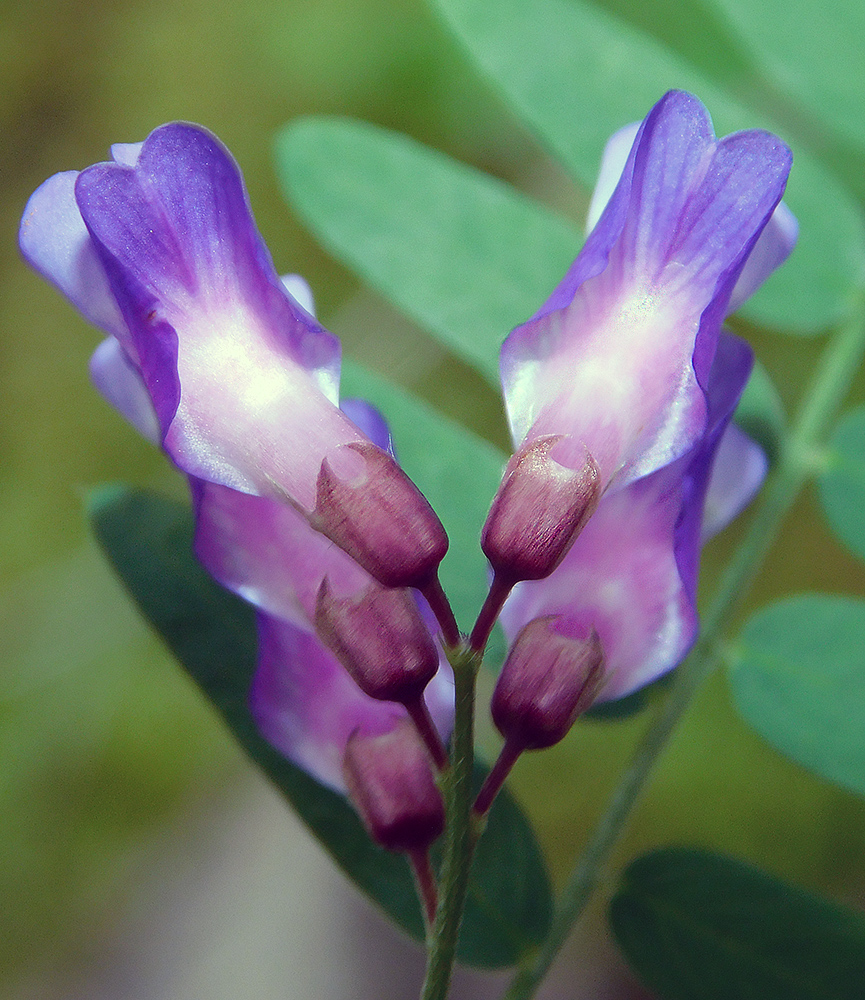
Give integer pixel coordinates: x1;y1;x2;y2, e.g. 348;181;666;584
315;577;440;704
343;720;445;854
481;436;601;584
312;442;449;589
492;616;605;750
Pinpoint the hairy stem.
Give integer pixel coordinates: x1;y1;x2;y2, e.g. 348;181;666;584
502;303;865;1000
420;644;480;1000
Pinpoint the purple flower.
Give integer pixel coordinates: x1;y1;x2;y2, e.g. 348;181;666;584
497;92;795;700
19;123;448;592
91;318;453;791
501;91;793;493
19;128;453;789
193;462;454;793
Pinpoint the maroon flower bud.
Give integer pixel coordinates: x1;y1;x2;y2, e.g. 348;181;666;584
343;720;445;854
311;442;448;590
492;616;605;750
481;436;601;584
315;577;440;704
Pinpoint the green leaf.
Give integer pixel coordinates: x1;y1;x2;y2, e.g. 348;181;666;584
707;0;865;157
819;406;865;563
734;358;786;464
460;763;553;965
89;485;551;966
342;358;506;641
729;594;865;797
432;0;865;332
611;846;865;1000
276;116;580;388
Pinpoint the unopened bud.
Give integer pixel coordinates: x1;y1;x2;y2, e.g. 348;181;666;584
315;578;439;704
481;436;600;583
492;616;605;750
312;442;448;589
343;720;445;853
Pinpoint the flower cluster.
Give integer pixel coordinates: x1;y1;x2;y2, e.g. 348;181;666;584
18;125;454;805
20;91;793;898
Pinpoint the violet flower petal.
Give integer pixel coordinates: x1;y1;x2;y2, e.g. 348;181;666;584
500;331;756;701
500;91;791;492
191;400;453;785
585;121;796;317
193;478;453;791
726;200;799;313
700;422;767;541
500;470;697;701
190;395;393;626
280;273;316;317
89;337;161;445
73;122;361;509
110;142;143;167
585;122;640;235
19;171;126;338
249;612;407;793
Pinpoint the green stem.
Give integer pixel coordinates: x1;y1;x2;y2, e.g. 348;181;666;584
420;644;480;1000
502;302;865;1000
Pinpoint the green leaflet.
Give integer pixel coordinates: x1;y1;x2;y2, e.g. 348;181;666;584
707;0;865;159
818;406;865;564
729;594;865;798
612;847;865;1000
277;117;579;390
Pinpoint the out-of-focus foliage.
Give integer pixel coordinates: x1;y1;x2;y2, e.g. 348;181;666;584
611;848;865;1000
820;406;865;563
731;595;865;798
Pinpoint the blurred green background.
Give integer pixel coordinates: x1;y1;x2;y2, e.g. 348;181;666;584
2;0;865;995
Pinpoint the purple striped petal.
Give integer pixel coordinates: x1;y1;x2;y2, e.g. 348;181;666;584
249;608;453;793
500;469;696;701
586;121;796;316
89;337;161;444
726;200;799;313
72;123;361;509
500;331;757;700
249;613;407;792
500;91;791;492
19;171;126;338
701;422;767;541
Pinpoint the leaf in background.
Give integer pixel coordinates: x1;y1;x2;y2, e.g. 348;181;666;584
89;485;552;966
819;406;865;563
276;118;580;389
342;358;506;642
707;0;865;157
733;358;786;464
729;594;865;798
611;847;865;1000
460;763;553;965
432;0;865;332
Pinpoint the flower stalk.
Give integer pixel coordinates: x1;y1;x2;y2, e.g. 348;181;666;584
420;642;481;1000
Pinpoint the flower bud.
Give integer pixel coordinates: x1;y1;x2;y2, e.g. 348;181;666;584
492;616;605;750
312;442;449;589
315;577;440;704
343;720;445;854
481;436;601;584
